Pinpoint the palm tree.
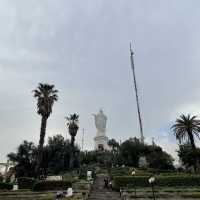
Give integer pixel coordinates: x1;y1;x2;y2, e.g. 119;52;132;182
66;113;79;169
171;114;200;171
33;83;58;175
66;113;79;147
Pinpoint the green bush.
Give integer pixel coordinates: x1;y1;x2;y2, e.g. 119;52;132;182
18;177;36;189
181;193;200;198
157;176;200;187
113;176;149;189
32;180;72;191
0;182;13;190
113;175;200;190
147;169;175;174
110;168;153;179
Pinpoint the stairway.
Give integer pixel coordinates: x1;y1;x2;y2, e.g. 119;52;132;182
88;174;120;200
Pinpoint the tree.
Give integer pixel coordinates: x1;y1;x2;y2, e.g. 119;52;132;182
66;113;79;147
80;151;98;165
44;135;79;174
66;113;79;169
120;137;145;167
33;83;58;175
108;139;119;153
7;141;37;177
7;136;80;177
0;173;3;182
146;147;174;170
119;138;174;170
43;135;65;175
171;114;200;171
178;144;200;171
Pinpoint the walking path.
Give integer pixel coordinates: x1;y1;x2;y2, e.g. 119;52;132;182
88;174;120;200
87;174;198;200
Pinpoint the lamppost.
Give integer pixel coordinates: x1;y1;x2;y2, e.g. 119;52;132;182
148;176;156;200
131;169;136;198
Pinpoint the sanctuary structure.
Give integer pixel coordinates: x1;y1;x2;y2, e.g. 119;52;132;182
93;109;109;151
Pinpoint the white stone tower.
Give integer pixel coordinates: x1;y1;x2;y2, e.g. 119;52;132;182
93;109;109;151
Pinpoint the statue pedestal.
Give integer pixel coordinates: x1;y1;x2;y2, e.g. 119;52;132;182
94;135;109;151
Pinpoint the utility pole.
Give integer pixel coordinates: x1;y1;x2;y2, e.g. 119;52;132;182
82;128;85;151
130;43;144;143
152;137;155;147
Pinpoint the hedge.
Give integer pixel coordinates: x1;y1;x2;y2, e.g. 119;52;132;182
113;176;149;189
157;176;200;187
111;171;152;177
18;177;36;189
110;169;152;179
110;168;177;177
32;180;72;191
147;169;175;174
113;175;200;190
0;182;13;190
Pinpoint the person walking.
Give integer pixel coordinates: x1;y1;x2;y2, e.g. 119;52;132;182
104;177;109;189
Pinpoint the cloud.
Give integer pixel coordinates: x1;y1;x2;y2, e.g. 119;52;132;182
1;0;200;161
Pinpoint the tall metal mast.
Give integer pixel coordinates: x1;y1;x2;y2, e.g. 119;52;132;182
130;43;144;143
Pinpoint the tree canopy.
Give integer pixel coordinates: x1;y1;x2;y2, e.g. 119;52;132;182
8;135;80;177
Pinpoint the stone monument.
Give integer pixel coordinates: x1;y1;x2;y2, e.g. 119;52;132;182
93;109;109;150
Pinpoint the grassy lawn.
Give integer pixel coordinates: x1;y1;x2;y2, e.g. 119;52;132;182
122;187;200;199
0;190;84;200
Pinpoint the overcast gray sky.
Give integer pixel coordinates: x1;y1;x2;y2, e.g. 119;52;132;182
1;0;200;162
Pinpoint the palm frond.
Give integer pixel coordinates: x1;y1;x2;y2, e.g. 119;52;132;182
171;114;200;147
33;83;58;117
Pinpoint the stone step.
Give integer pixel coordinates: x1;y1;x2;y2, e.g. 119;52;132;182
88;175;121;200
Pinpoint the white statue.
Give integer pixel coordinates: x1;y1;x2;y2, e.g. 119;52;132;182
139;156;148;168
93;109;107;136
93;109;109;150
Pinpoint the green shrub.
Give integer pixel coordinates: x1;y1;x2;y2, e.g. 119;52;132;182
32;180;72;191
181;193;200;198
113;176;149;189
110;168;152;179
157;176;200;187
147;169;175;174
0;182;13;190
18;177;36;189
113;175;200;190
